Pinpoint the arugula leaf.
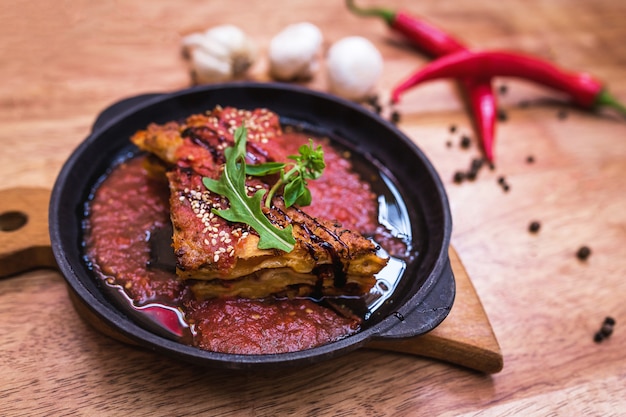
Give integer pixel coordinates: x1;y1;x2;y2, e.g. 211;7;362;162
202;126;296;252
244;161;285;176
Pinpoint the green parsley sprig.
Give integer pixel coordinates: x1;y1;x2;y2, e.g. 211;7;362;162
246;138;325;208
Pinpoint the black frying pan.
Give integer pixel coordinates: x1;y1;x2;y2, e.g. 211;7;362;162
49;82;455;370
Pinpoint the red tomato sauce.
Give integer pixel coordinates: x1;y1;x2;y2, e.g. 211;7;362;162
84;132;380;354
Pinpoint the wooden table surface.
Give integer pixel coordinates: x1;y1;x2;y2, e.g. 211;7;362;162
1;0;625;415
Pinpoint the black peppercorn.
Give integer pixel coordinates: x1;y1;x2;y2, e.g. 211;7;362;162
390;110;401;124
594;316;616;343
453;171;466;183
449;124;457;134
366;95;379;107
497;108;508;121
600;323;614;337
498;84;508;95
576;246;591;261
526;155;535;164
471;158;484;171
557;109;569;120
528;221;541;233
460;135;471;149
497;175;511;192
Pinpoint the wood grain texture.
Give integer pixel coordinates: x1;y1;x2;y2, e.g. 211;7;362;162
1;0;625;415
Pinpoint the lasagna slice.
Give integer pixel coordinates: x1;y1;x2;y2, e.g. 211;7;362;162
131;106;388;299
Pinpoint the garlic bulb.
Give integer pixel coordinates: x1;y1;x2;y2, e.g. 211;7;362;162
181;24;256;84
268;22;323;81
326;36;383;101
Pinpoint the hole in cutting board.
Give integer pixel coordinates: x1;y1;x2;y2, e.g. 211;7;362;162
0;211;28;232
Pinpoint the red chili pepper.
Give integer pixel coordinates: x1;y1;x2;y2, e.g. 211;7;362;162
391;50;626;118
345;0;499;162
345;0;465;57
464;77;497;162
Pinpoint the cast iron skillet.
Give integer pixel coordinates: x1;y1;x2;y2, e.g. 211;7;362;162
49;82;455;370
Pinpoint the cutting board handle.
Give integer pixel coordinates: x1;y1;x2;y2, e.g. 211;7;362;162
0;187;56;277
0;94;165;278
367;248;503;373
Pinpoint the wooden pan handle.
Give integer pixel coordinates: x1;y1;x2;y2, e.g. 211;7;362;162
0;187;56;277
367;248;503;374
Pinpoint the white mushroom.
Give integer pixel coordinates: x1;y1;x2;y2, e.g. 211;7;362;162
268;22;323;81
181;24;257;84
326;36;383;101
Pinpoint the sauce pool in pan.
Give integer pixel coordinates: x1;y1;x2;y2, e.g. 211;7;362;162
83;128;419;354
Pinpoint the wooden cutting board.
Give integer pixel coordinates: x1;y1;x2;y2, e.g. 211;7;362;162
0;186;502;373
